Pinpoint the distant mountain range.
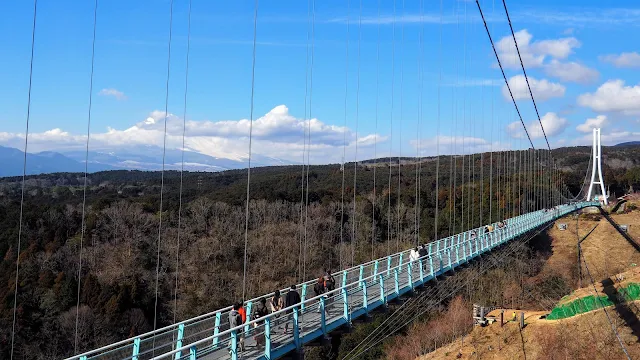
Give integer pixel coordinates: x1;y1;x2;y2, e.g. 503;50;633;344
615;141;640;147
0;145;295;177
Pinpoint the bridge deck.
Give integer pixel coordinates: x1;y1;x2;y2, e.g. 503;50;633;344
69;201;597;360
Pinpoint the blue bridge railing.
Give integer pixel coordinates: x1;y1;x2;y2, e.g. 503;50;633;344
68;201;597;360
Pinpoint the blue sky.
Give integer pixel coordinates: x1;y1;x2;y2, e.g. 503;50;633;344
1;0;639;164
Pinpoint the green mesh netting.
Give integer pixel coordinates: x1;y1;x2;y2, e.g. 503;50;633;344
546;283;639;320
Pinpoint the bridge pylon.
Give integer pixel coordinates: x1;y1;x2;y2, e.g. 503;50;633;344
586;128;608;205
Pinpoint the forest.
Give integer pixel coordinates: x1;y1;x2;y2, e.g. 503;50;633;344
0;145;639;359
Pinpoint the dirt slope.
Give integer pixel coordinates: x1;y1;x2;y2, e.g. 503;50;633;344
419;203;640;360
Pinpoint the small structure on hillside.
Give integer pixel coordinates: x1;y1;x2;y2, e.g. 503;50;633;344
473;304;497;326
557;223;567;231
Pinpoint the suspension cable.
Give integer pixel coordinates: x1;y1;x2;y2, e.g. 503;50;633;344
474;0;534;150
173;0;192;325
303;0;316;280
396;0;405;254
153;0;174;335
11;0;38;358
414;0;425;247
434;0;443;240
339;0;351;270
372;0;381;260
297;0;312;282
242;0;259;302
501;0;549;151
387;0;396;257
74;0;98;353
351;0;362;267
460;0;467;233
450;0;460;237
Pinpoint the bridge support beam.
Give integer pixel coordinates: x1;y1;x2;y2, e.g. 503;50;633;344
293;308;300;351
174;323;184;360
265;317;272;359
132;338;140;360
212;312;221;348
301;284;307;312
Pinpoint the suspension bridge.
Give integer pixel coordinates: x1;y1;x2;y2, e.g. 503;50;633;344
67;201;598;360
4;0;616;359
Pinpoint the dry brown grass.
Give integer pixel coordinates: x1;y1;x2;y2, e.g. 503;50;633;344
419;303;640;360
540;201;640;288
416;203;640;360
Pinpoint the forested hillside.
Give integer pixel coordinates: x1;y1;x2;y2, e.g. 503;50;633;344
0;145;639;358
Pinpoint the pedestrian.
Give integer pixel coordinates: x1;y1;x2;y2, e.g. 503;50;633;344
228;303;245;353
252;297;270;346
409;247;419;262
323;269;336;292
314;277;325;297
270;289;284;313
314;277;328;314
418;245;428;259
284;285;301;334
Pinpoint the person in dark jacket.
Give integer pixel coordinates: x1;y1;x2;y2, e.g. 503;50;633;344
284;285;301;333
252;298;270;346
228;302;245;352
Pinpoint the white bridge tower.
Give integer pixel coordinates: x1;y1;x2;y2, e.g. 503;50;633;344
586;128;608;205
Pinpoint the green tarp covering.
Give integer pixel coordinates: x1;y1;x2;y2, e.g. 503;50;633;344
547;282;638;320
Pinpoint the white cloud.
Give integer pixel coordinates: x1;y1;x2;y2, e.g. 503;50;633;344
577;80;640;115
507;112;568;139
410;135;509;156
496;29;580;69
0;105;386;164
98;88;127;100
575;130;640;146
530;37;580;59
502;75;565;101
543;60;598;84
514;8;640;27
136;105;349;146
576;115;608;133
600;52;640;68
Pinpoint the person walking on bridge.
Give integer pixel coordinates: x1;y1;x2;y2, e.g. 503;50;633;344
314;277;330;315
228;303;245;353
323;269;336;292
284;285;301;334
252;297;270;346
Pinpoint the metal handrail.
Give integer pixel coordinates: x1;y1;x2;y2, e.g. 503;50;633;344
68;201;596;360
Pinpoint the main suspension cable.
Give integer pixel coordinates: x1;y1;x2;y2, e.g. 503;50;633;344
474;0;534;150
